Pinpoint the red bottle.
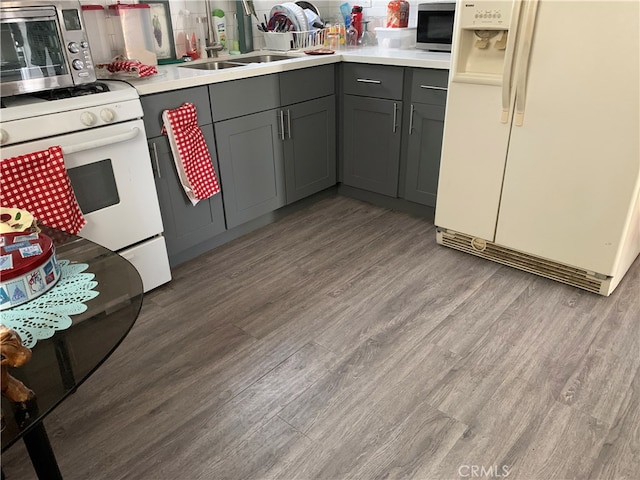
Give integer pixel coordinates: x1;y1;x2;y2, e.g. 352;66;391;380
351;6;363;39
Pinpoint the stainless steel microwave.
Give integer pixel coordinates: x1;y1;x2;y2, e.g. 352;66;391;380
416;1;456;52
0;0;96;97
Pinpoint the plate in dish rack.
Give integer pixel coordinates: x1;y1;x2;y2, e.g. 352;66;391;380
270;3;308;31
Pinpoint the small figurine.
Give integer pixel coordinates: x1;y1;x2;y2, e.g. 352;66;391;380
0;325;34;403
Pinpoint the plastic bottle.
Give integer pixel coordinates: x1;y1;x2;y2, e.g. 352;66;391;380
212;8;226;50
400;1;409;28
350;6;363;40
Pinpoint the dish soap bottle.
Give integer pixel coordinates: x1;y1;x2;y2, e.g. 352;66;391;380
212;8;226;50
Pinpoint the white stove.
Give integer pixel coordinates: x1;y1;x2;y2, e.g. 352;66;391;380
0;80;171;292
0;80;142;146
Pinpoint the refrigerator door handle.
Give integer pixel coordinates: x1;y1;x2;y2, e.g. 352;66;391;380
501;0;524;123
514;0;540;127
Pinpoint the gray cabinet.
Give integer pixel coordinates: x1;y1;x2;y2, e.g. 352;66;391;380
403;68;448;207
342;64;404;197
283;96;336;203
214;108;286;228
148;126;226;262
280;65;336;204
212;67;337;227
210;74;285;229
141;86;226;265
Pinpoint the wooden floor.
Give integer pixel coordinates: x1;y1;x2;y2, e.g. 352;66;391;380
3;195;639;480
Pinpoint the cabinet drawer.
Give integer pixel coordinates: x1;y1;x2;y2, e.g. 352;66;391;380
141;86;212;138
281;64;335;105
210;74;280;121
410;69;449;106
343;64;404;100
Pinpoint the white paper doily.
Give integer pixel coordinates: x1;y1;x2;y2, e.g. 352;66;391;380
0;260;99;348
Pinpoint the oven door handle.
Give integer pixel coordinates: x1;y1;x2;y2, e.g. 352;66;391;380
62;127;141;155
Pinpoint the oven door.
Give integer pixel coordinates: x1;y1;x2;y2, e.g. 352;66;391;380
0;119;164;252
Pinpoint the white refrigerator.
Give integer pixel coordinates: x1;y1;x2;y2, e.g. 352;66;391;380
434;0;640;296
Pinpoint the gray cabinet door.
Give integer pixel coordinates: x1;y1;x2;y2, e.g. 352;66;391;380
209;74;280;122
280;64;335;106
149;124;226;263
141;86;212;137
342;95;402;197
215;109;286;228
284;96;336;204
404;102;446;207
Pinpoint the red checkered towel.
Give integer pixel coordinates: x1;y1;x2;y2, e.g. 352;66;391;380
97;59;158;78
162;103;221;205
0;146;86;235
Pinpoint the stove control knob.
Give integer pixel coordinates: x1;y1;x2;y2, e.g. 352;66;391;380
100;108;116;123
80;112;97;126
72;59;84;70
0;129;8;145
68;42;80;54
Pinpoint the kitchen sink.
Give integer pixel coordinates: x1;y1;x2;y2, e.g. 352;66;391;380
179;54;293;71
179;61;244;70
230;54;292;64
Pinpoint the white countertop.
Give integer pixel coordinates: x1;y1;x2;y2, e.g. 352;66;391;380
118;47;451;96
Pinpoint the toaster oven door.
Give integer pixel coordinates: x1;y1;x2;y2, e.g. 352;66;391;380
0;7;74;95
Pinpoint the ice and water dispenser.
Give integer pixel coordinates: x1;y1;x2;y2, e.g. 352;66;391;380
452;1;514;83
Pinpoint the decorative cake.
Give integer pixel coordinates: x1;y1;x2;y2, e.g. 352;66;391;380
0;207;35;234
0;208;61;310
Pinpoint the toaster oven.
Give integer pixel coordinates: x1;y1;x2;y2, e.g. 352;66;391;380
0;0;96;97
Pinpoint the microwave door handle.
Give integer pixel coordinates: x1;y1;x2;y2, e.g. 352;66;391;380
62;127;140;155
501;0;524;123
514;0;540;127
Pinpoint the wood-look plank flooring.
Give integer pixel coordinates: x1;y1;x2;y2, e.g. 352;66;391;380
2;194;639;480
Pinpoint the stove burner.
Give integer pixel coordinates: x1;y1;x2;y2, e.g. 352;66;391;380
32;82;111;101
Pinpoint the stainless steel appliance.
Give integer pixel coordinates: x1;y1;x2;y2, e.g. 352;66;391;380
416;1;456;52
0;80;171;292
0;0;96;97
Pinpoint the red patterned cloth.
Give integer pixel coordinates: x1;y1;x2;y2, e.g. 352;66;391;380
162;103;221;205
98;59;157;78
1;146;86;235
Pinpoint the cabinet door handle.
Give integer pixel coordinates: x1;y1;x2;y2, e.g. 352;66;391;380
392;103;398;133
150;141;161;179
356;78;382;84
279;110;285;141
409;104;415;135
287;109;291;139
420;85;447;91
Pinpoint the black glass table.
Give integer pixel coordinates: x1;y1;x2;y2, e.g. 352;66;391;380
1;227;144;479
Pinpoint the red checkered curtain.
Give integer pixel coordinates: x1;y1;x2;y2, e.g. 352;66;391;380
161;103;221;205
1;146;86;235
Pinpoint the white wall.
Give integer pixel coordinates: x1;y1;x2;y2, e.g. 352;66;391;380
81;1;422;57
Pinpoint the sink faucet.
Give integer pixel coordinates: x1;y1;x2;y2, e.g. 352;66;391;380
204;0;224;57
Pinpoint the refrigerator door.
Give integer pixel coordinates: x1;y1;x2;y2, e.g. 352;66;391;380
495;0;640;275
435;82;511;240
435;0;521;240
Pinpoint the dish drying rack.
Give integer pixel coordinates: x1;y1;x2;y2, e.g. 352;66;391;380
263;28;327;51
